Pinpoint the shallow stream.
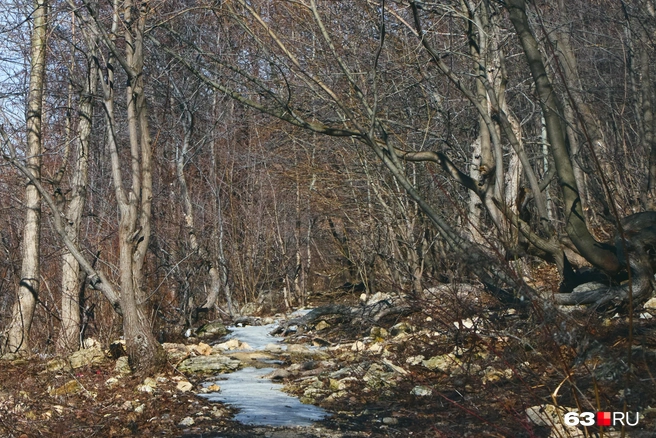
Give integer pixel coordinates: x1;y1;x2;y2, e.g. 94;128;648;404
198;322;329;427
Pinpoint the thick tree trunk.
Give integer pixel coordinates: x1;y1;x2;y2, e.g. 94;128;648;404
6;0;47;355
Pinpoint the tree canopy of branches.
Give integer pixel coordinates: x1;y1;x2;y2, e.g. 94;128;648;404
1;0;655;370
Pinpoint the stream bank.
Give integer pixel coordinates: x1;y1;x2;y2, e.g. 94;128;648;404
2;296;655;437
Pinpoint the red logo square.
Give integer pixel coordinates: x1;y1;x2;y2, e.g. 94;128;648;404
597;411;611;426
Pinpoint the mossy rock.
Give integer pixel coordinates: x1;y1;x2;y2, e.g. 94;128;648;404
196;321;229;339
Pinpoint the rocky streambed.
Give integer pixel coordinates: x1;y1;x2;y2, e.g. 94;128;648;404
10;301;653;437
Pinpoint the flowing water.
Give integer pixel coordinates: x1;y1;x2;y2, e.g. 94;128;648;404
198;321;329;427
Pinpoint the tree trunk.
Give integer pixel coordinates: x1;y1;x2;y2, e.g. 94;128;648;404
57;38;97;354
506;0;621;274
6;0;47;355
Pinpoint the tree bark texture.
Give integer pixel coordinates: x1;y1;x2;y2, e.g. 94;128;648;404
6;0;48;354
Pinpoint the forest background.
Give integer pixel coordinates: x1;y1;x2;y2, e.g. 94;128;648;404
0;0;655;404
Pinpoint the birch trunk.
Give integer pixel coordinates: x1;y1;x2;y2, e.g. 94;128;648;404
6;0;47;354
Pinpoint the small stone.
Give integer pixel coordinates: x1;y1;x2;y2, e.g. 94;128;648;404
405;355;425;366
69;347;105;369
645;297;656;311
194;342;212;356
368;344;383;354
526;404;570;427
137;384;154;393
264;343;283;353
329;379;346;391
351;341;366;352
410;385;432;396
382;417;398;425
137;377;157;393
46;358;70;372
49;380;82;396
105;377;119;387
82;338;101;349
206;384;221;392
315;321;330;331
370;326;388;339
288;344;311;354
178;416;195;426
115;356;131;375
176;380;193;392
262;369;290;380
422;354;460;373
196;321;228;338
390;322;413;336
134;403;145;414
214;338;241;351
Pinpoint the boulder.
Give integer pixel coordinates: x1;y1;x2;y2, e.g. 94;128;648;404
193;342;213;356
196;321;229;339
49;380;82;396
213;338;242;351
162;343;190;363
422;354;460;374
69;347;105;369
115;356;131;375
177;354;241;374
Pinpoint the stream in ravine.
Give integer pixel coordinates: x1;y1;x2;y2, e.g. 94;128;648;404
198;322;330;427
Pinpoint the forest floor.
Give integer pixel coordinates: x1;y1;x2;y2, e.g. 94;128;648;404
2;286;656;437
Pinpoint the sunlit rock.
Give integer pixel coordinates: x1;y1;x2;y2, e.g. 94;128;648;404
177;354;241;374
405;355;425;366
422;353;460;373
176;380;193;392
410;385;432;396
196;321;229;339
49;379;82;396
193;342;213;356
137;377;157;393
645;297;656;311
213;338;241;351
178;416;195;426
115;356;131;375
162;343;190;363
69;347;105;369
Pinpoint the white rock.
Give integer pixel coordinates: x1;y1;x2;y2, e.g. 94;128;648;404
82;338;101;349
525;404;570;427
422;354;460;373
405;355;425;366
214;338;241;350
351;341;366;352
410;385;432;396
644;297;656;311
368;344;383;354
176;380;193;392
264;343;283;353
178;416;195;426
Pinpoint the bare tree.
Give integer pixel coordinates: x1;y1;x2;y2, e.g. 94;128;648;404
5;0;48;354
